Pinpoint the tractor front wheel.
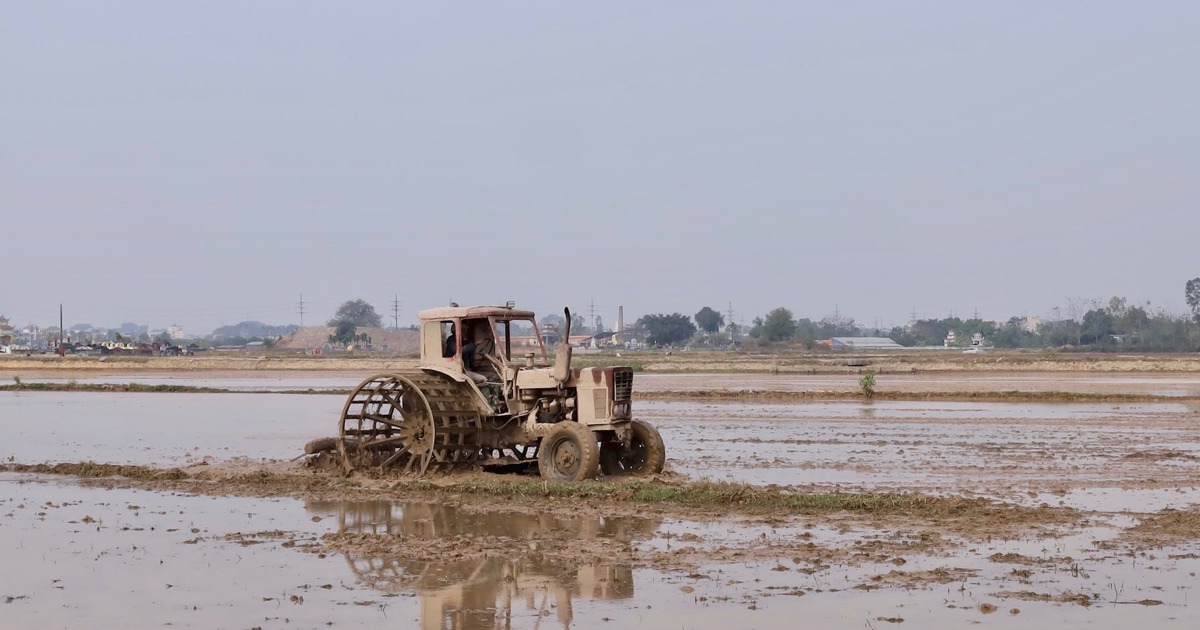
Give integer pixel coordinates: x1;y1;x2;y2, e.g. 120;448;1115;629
537;421;600;482
600;419;665;477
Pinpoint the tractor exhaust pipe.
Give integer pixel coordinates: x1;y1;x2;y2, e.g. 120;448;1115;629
553;307;573;384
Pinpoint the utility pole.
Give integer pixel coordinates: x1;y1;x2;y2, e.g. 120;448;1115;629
587;299;597;333
726;302;736;340
296;293;307;328
973;306;980;321
392;295;402;331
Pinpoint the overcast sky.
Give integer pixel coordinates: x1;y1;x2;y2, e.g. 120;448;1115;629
2;2;1197;334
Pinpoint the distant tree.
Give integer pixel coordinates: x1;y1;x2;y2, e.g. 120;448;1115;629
1117;305;1150;336
1080;308;1116;345
212;321;297;340
760;308;797;341
541;313;566;331
694;306;725;334
328;299;382;328
1187;278;1200;322
120;322;148;335
1041;319;1081;347
747;316;765;338
636;313;697;346
594;315;608;334
992;317;1036;348
328;320;357;346
571;313;588;334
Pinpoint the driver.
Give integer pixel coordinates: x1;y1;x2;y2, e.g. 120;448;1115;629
462;323;497;383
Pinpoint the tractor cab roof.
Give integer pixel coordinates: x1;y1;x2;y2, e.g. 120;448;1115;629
418;305;538;322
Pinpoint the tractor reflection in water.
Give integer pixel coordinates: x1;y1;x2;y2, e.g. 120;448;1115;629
305;499;659;630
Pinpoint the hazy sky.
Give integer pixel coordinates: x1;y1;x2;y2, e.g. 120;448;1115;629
3;2;1197;334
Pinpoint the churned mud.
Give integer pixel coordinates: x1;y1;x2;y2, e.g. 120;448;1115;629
2;369;1199;628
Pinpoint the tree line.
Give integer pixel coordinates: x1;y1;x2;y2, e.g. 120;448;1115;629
632;278;1200;351
320;283;1200;351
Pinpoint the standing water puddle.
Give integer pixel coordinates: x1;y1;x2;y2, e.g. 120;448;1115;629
3;474;1199;628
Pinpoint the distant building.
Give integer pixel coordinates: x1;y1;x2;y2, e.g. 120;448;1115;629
0;315;14;345
828;337;904;350
168;324;185;340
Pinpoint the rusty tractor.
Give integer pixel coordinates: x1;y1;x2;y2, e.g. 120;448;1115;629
307;303;665;481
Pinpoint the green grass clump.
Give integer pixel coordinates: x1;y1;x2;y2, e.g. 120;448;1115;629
0;461;187;480
859;371;877;398
403;477;960;514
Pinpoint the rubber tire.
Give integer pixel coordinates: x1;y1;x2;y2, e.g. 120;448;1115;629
538;421;600;482
599;419;666;477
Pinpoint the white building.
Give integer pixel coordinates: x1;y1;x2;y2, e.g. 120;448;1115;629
168;324;185;340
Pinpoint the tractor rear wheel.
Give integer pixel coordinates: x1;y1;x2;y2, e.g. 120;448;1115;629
337;371;483;475
537;421;600;482
599;419;665;477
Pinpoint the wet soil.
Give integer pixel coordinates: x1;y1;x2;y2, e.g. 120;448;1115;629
2;370;1199;628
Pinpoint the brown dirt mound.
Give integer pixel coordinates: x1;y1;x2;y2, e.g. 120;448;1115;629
276;327;419;354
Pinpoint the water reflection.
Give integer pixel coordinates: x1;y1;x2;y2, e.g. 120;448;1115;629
305;500;658;629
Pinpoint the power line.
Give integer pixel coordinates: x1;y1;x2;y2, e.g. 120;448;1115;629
392;295;402;330
296;293;307;328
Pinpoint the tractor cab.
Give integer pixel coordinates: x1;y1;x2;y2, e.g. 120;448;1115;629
418;304;549;411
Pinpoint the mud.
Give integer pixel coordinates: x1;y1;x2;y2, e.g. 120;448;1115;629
2;370;1200;627
3;472;1197;629
6;349;1200;376
7;369;1200;398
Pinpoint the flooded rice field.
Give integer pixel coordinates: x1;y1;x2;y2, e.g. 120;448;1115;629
10;370;1200;397
3;391;1197;510
3;474;1198;629
2;372;1199;628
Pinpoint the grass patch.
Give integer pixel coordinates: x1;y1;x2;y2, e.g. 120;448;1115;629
400;477;1008;515
2;461;1073;526
1;461;187;480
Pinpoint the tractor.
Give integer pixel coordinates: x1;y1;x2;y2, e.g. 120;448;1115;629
308;303;664;481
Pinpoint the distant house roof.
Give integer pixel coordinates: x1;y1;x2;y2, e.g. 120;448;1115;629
830;337;904;349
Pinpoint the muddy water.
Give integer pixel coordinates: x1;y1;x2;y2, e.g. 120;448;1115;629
3;391;1199;512
9;371;1200;396
641;372;1200;397
3;474;1197;629
0;391;340;465
643;400;1200;510
4;374;1200;627
7;372;369;392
